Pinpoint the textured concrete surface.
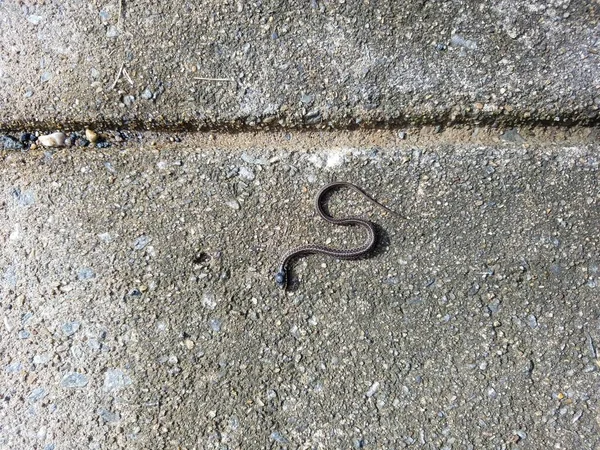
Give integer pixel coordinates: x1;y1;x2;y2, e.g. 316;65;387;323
0;0;599;131
1;130;599;449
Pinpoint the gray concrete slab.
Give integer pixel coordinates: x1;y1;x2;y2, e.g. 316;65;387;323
1;131;599;449
0;1;598;131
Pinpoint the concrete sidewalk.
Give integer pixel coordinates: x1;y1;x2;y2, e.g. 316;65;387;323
1;131;598;449
1;0;599;131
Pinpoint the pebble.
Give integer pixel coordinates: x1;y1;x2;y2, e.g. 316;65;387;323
28;387;48;403
98;408;121;423
141;88;153;100
106;25;119;38
398;131;407;140
62;321;80;336
78;267;95;280
1;135;24;150
104;369;133;392
76;138;90;147
527;314;538;328
270;431;288;444
184;339;195;350
38;132;66;147
5;362;22;373
33;354;51;365
18;329;31;339
238;166;255;180
366;381;380;397
225;199;240;210
123;95;135;107
500;128;525;144
202;292;217;310
133;235;150;250
12;188;35;206
85;129;98;144
241;152;269;165
301;93;315;105
209;318;222;332
450;34;477;50
96;142;111;149
61;372;89;389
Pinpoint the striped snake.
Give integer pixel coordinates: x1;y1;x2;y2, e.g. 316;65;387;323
275;181;398;289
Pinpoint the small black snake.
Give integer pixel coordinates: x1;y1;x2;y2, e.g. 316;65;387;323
275;181;397;289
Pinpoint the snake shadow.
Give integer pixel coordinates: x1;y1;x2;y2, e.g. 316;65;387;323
283;221;394;292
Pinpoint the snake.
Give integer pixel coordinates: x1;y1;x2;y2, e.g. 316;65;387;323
275;181;397;289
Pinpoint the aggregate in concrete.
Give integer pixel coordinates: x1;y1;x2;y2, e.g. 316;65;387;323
0;132;598;449
0;0;599;130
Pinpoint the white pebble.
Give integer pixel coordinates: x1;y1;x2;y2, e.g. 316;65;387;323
38;132;66;147
366;381;380;397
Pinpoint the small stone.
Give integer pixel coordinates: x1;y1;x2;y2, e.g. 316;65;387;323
209;318;222;332
18;329;31;339
5;362;22;373
12;188;35;206
38;132;66;148
238;166;255;180
62;321;80;336
202;292;217;310
103;369;133;392
366;381;380;397
123;95;135;107
397;131;407;140
40;72;52;82
141;88;153;100
225;199;240;210
2;135;24;150
96;142;111;149
76;138;90;147
500;128;525;144
78;267;95;281
106;25;119;38
24;91;34;98
61;372;89;389
184;339;195;350
98;408;121;423
270;431;288;444
435;43;447;51
85;129;98;144
133;235;150;250
301;93;315;105
28;387;48;403
33;354;51;365
527;314;538;328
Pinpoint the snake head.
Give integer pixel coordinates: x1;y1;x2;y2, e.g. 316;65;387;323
275;271;287;288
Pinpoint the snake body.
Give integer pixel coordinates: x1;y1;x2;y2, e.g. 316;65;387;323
275;181;395;289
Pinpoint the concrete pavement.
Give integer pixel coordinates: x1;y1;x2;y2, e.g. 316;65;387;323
0;0;599;131
1;129;599;449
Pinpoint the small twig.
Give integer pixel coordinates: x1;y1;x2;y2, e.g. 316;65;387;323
193;77;235;82
110;62;124;89
117;0;124;27
122;67;134;85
